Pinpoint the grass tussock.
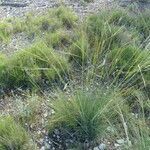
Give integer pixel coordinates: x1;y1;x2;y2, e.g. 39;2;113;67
0;116;36;150
48;88;126;147
0;42;69;89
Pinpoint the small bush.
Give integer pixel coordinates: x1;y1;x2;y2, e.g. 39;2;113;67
0;116;36;150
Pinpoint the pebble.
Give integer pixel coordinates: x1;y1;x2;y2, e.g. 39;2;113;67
40;146;45;150
114;143;120;147
93;143;106;150
116;139;125;144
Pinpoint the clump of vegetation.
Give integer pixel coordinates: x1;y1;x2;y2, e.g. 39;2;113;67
54;6;78;28
45;28;72;48
0;42;69;89
0;22;12;42
0;116;36;150
83;0;94;3
69;8;150;90
48;88;124;148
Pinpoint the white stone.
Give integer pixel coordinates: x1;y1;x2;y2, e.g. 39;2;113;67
93;143;106;150
116;139;125;144
114;143;120;147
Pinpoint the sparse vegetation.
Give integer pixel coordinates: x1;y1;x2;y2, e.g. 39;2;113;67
0;4;149;150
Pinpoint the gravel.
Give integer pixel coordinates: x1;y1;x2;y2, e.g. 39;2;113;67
0;0;114;19
0;0;114;55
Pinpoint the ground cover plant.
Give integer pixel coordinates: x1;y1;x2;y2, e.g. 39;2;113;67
0;4;149;150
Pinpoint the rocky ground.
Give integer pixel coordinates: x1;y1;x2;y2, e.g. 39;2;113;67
0;0;113;19
1;0;150;55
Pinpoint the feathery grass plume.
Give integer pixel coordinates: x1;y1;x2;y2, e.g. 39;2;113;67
0;116;36;150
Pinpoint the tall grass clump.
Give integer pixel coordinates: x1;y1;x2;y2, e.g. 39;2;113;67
53;6;78;28
0;42;69;89
45;28;72;48
48;88;125;148
0;116;36;150
0;21;12;42
119;90;150;149
69;8;150;90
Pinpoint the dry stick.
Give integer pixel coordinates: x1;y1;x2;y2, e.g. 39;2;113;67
0;2;28;7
